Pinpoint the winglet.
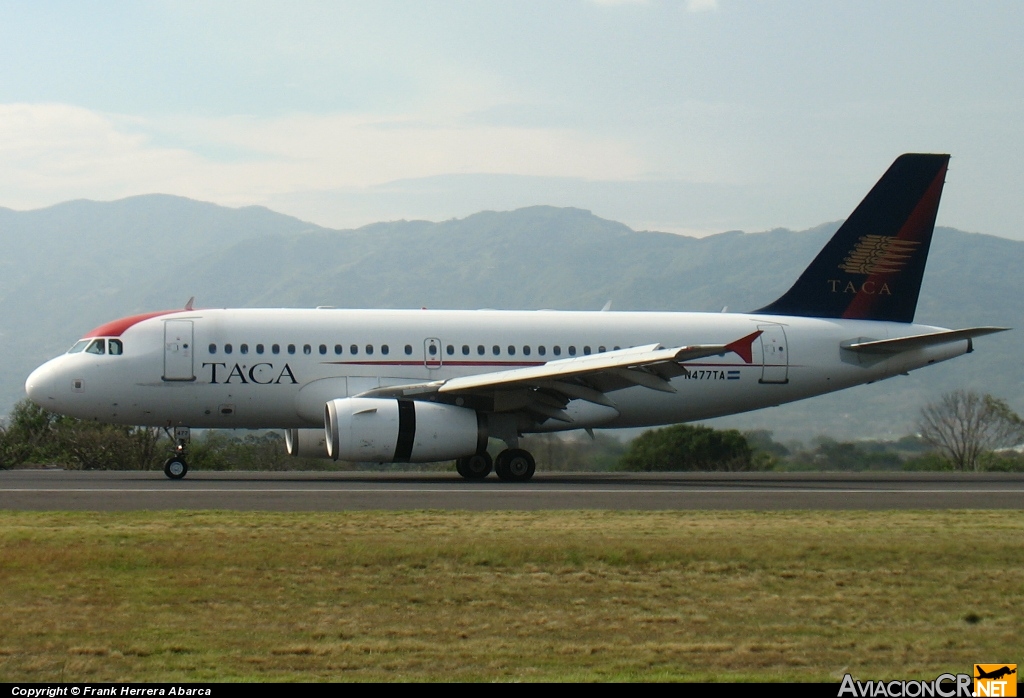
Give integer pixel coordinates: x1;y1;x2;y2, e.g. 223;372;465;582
725;330;763;364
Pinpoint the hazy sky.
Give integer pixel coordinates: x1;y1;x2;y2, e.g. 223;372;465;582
1;1;1021;237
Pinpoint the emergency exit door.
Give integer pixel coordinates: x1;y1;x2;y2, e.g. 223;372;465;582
424;338;443;369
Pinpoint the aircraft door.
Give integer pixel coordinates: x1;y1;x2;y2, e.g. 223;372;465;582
424;338;443;370
163;320;195;381
758;324;788;384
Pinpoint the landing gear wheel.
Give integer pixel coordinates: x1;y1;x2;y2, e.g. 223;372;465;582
162;426;191;480
164;456;188;480
494;448;536;482
456;452;493;479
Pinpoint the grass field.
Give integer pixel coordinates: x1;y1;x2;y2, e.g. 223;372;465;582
0;510;1020;682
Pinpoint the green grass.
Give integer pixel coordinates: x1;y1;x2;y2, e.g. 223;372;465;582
0;510;1020;681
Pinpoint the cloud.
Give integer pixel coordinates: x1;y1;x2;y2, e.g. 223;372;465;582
587;0;717;10
0;103;644;212
0;103;198;204
686;0;718;11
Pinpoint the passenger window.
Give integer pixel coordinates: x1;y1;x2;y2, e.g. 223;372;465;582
584;346;591;355
381;345;389;355
538;346;546;356
614;346;621;351
350;344;358;355
303;344;311;355
287;344;295;355
225;344;233;355
462;345;470;355
477;345;485;356
256;344;264;354
492;345;500;356
598;346;606;353
272;344;280;354
553;346;562;356
365;344;374;355
335;344;343;355
429;344;437;356
109;339;123;355
568;346;577;356
446;345;454;356
405;345;413;355
523;346;531;356
240;344;249;354
68;340;90;354
208;343;217;354
319;344;327;355
507;345;516;356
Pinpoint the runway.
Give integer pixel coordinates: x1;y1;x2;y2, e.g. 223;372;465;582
1;469;1022;510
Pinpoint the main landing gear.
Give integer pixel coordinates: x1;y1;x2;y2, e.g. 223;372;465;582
456;448;536;482
456;452;493;479
494;448;536;482
163;426;191;480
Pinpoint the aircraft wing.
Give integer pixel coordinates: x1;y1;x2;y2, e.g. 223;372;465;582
360;330;763;422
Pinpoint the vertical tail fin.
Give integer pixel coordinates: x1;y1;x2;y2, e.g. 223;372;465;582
756;153;950;323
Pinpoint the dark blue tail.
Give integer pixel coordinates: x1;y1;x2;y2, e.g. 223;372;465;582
756;153;949;323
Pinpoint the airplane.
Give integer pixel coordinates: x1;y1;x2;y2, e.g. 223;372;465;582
975;666;1016;681
24;153;1007;481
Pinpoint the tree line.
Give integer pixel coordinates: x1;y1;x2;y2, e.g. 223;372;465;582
2;390;1022;472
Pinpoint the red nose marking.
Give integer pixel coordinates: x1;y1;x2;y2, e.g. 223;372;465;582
83;310;179;338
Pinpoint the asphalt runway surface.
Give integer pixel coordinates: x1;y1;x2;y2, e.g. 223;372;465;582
1;469;1022;510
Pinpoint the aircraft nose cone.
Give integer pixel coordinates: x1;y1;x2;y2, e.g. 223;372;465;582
25;362;57;407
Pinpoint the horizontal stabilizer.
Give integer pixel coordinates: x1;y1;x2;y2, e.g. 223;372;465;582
841;327;1009;354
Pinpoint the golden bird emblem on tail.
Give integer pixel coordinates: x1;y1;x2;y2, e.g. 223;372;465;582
839;235;920;275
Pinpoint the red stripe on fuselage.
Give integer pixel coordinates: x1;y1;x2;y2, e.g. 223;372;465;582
82;310;179;338
321;360;548;367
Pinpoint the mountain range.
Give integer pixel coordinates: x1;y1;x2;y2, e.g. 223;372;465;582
2;195;1019;442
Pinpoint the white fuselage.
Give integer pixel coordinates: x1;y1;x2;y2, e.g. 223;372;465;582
25;308;966;432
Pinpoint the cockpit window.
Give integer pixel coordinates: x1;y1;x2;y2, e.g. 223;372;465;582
70;338;124;355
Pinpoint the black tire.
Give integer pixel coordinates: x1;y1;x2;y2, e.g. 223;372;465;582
164;456;188;480
456;453;493;479
494;448;535;482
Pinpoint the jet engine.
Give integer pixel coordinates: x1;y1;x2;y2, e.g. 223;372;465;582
285;428;332;459
325;397;487;462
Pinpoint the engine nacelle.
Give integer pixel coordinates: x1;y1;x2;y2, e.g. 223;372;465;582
285;428;332;459
325;397;487;463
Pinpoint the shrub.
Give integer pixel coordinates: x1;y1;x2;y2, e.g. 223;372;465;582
618;424;762;472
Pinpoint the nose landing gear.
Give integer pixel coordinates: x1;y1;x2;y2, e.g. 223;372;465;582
163;426;191;479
